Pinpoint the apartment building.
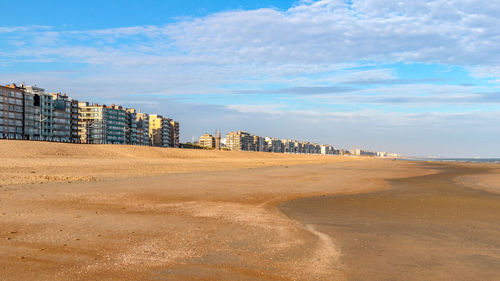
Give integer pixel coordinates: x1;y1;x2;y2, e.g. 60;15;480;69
23;90;40;140
70;100;79;143
50;93;72;142
1;82;181;147
78;102;105;144
125;108;138;145
23;86;55;141
198;133;215;149
265;137;282;153
320;144;335;155
149;114;171;147
253;135;265;152
282;140;295;153
136;112;150;146
105;105;127;144
226;131;254;151
4;84;40;140
78;103;127;144
293;141;303;154
351;149;377;156
0;85;24;139
170;120;180;148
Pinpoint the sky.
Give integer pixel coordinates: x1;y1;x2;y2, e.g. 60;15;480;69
1;0;499;157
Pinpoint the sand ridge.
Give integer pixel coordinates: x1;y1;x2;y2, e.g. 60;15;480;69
0;140;359;187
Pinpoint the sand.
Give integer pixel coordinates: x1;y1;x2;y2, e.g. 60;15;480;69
1;141;499;280
0;140;359;186
281;163;500;281
454;169;500;194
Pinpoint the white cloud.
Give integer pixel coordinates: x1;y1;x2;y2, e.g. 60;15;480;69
469;66;500;84
1;0;500;156
3;0;500;69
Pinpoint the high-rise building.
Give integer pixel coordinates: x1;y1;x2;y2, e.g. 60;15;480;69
78;102;106;144
320;144;335;155
50;93;72;142
265;137;282;153
253;135;265;152
0;85;24;140
4;83;41;140
125;108;138;145
149;114;171;147
136;112;150;146
198;133;215;149
226;131;254;151
70;99;79;143
20;85;54;141
106;105;127;144
1;82;181;147
170;120;180;148
22;90;40;140
78;103;126;144
282;140;295;153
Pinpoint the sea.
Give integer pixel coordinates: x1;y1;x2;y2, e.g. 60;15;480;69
403;157;500;164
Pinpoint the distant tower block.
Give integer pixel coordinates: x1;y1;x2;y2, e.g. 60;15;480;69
215;129;221;150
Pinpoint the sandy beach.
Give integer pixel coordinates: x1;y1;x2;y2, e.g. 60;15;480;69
1;141;499;280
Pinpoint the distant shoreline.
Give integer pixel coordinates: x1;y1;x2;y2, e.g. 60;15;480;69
401;157;500;164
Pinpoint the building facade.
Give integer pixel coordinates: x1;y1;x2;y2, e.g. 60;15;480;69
50;93;72;142
125;108;138;145
78;102;106;144
78;103;127;144
265;137;282;153
253;135;265;152
170;120;180;148
105;105;127;144
22;90;40;140
70;99;79;143
149;114;171;147
226;131;254;151
0;82;180;147
198;133;215;149
136;112;150;146
22;86;55;141
0;85;24;139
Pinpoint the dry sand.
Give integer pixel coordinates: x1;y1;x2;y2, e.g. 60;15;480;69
0;141;499;280
0;140;360;186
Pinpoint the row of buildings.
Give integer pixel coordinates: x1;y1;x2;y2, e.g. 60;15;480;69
0;83;179;147
199;131;400;157
199;131;337;155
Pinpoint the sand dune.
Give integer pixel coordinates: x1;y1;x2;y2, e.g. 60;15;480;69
0;140;356;186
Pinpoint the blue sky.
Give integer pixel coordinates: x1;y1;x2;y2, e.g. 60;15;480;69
1;0;499;157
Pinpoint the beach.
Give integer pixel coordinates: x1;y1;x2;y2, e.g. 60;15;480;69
1;141;499;280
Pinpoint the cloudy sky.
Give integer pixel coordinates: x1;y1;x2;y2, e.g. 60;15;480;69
1;0;499;157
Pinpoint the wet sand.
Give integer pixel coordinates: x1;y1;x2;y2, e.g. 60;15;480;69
280;163;500;281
